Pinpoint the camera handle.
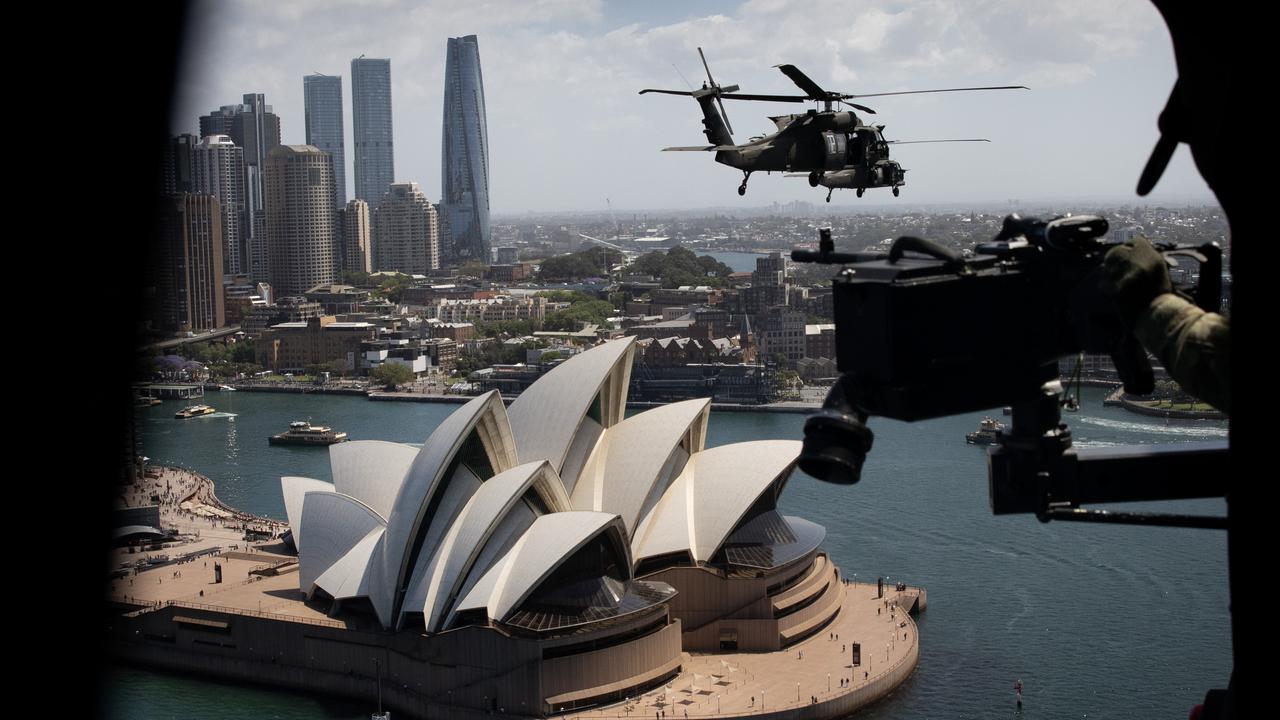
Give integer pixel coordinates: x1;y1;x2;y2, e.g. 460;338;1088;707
989;369;1228;529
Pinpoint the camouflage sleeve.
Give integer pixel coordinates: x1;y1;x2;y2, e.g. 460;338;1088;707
1133;293;1230;413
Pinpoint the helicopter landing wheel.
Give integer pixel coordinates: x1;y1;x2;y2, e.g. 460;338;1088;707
856;188;864;198
737;184;746;196
808;171;821;188
892;186;900;197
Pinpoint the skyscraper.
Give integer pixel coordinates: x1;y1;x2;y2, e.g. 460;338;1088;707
441;35;491;265
343;199;371;274
264;145;340;297
351;57;395;207
199;94;281;283
303;73;347;209
372;182;438;275
154;194;226;332
193;135;246;275
163;133;197;194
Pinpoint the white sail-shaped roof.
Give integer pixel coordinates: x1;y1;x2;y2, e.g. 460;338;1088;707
330;440;419;522
419;460;570;631
506;337;634;477
297;490;386;594
452;511;629;625
633;440;801;563
281;476;335;551
376;391;517;625
571;398;710;535
314;528;386;604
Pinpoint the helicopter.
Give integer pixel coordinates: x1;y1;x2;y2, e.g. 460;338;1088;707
640;48;1026;198
785;136;991;202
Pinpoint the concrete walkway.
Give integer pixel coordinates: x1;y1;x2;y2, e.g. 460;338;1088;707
565;582;921;719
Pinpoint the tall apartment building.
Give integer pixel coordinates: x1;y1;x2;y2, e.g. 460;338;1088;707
163;133;197;193
264;145;340;297
441;35;491;263
373;182;439;275
303;73;347;208
199;94;282;283
193;135;246;275
351;57;395;207
343;198;372;273
155;194;225;332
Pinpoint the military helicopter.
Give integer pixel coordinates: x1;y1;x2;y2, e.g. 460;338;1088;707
640;48;1026;198
785;136;990;202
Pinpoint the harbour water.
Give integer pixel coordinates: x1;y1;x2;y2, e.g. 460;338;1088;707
108;387;1230;719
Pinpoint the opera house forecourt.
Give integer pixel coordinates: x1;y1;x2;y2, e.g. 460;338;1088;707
110;337;924;719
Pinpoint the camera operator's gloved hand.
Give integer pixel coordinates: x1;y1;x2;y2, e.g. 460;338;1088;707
1102;237;1172;328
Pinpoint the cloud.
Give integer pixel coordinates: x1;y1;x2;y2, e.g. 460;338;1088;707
173;0;1200;210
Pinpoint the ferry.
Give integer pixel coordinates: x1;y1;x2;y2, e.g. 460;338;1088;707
269;421;349;446
175;404;216;419
966;417;1004;445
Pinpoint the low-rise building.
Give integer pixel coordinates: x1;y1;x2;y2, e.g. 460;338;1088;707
256;316;376;371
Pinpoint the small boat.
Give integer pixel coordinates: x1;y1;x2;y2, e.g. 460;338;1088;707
966;417;1004;445
135;395;162;408
269;420;349;446
175;404;216;419
219;384;237;392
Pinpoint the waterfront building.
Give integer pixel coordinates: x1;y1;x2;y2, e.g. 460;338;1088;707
343;198;372;273
441;35;491;263
256;316;375;372
263;145;340;297
303;73;347;208
281;337;844;711
804;323;836;360
154;194;225;332
199;94;281;284
372;182;439;275
193;134;246;275
351;57;395;207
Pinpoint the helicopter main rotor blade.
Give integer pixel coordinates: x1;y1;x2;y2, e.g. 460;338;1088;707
886;139;991;144
774;64;829;100
718;93;809;103
847;85;1028;99
639;88;698;96
837;100;877;115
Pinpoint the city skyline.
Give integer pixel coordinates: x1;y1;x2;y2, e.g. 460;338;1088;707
173;1;1217;214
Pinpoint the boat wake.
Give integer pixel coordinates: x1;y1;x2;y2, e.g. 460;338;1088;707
1075;416;1227;438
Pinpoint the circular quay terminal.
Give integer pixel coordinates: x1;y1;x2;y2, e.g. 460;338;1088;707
109;338;925;719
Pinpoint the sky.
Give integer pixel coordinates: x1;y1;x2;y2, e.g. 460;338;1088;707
173;0;1217;214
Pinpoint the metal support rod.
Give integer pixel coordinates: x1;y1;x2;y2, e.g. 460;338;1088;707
1042;507;1227;529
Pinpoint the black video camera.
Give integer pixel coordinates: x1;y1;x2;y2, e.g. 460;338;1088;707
792;214;1222;495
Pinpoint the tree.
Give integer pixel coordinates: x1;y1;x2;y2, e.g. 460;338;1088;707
370;363;414;389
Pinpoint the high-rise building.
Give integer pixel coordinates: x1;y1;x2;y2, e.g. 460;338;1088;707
154;194;225;332
199;94;281;283
343;198;372;273
303;73;347;209
163;134;197;194
193;135;246;275
441;35;491;264
351;57;395;207
264;145;340;297
373;182;438;275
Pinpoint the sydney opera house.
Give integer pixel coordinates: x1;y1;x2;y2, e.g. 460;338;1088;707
280;337;850;714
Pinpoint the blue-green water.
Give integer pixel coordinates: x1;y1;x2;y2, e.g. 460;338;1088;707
110;389;1230;719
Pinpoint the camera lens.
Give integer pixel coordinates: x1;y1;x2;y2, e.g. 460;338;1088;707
799;411;874;485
